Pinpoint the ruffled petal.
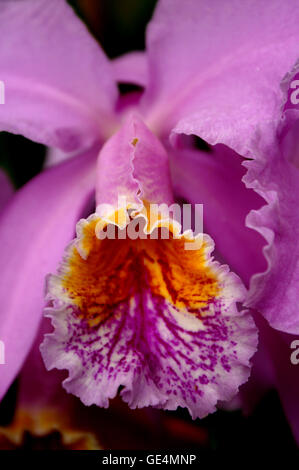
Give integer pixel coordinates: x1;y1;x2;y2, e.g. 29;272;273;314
245;169;299;333
244;67;299;333
41;118;258;418
42;221;257;418
0;0;118;151
1;321;208;449
0;148;96;400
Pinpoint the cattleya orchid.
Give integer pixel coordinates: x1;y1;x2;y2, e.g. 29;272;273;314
0;0;299;444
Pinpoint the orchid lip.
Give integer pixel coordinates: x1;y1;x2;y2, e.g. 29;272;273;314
41;196;257;418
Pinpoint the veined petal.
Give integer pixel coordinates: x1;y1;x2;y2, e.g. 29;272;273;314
0;0;118;151
41;208;257;418
41;118;258;418
0;148;96;401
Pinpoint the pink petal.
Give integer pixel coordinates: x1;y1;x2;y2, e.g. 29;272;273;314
0;149;96;400
95;115;173;207
112;52;148;87
243;64;299;333
19;319;71;410
143;0;299;156
143;0;299;334
41;214;257;418
244;90;299;333
170;144;266;286
41;118;258;417
45;147;81;168
0;0;118;151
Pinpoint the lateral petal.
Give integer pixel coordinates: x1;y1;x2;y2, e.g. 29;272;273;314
0;0;118;151
0;148;96;400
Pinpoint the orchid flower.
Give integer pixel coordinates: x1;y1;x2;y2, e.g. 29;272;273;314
0;0;299;437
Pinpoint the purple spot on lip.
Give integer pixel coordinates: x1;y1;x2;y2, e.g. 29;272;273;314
198;375;209;385
221;355;231;372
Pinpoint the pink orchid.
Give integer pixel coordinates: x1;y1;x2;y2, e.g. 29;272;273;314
0;0;299;442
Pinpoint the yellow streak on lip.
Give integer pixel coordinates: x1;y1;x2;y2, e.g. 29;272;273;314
60;209;220;326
